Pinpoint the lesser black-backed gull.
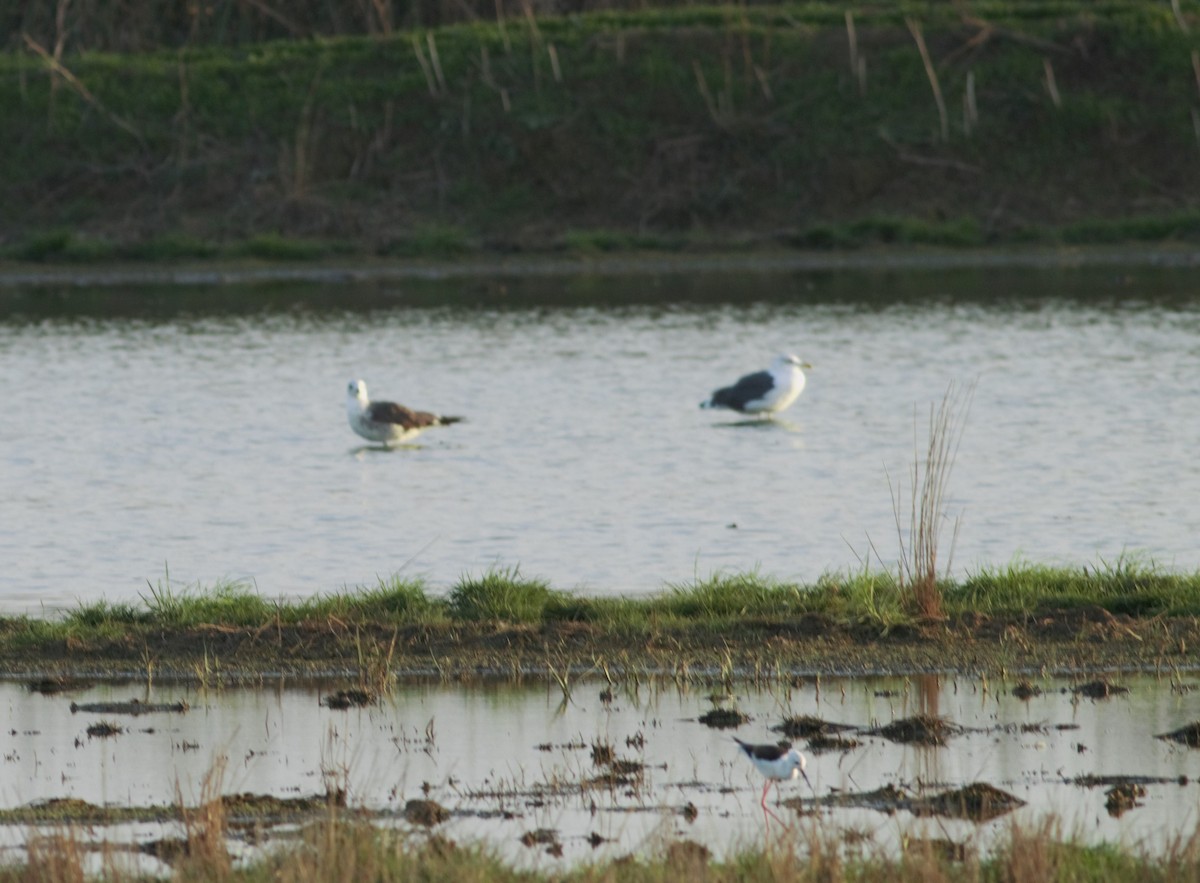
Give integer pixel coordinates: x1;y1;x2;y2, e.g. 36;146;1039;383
700;354;811;416
346;379;463;445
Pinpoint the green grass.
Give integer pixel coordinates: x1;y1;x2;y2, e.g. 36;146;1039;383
229;234;336;261
19;557;1200;642
952;554;1200;617
447;567;571;623
140;577;277;627
291;576;441;622
380;223;473;257
5;3;1200;259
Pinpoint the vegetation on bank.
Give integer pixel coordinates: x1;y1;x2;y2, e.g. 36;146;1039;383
8;810;1200;883
12;557;1200;639
0;557;1196;681
5;1;1200;258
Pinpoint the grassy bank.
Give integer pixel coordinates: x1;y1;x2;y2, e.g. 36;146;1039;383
6;1;1200;259
8;811;1200;882
4;559;1199;681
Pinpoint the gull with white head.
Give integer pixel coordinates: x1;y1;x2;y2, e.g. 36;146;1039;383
700;354;811;416
346;379;463;446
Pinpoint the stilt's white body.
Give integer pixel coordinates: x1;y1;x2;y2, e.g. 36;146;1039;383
734;737;811;807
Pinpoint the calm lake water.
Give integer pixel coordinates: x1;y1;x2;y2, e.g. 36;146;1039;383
4;257;1200;611
2;674;1197;867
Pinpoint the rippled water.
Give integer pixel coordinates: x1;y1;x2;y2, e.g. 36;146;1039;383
3;261;1200;611
2;674;1198;867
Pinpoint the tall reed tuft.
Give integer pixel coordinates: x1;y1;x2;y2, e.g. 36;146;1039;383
891;382;973;620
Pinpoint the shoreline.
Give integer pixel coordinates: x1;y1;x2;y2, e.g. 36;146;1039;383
4;244;1200;290
2;608;1195;684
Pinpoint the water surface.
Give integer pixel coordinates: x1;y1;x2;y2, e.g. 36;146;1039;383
3;264;1200;611
2;674;1197;865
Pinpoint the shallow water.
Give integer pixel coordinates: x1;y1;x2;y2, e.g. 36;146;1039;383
2;674;1198;865
4;262;1200;611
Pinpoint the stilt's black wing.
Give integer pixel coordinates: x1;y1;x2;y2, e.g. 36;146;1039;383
733;737;792;761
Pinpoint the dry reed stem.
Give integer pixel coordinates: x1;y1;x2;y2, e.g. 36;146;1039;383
906;18;947;141
845;10;858;77
891;382;974;620
1174;0;1190;32
427;33;447;93
479;46;511;112
412;34;439;96
845;10;867;95
239;0;304;36
1043;58;1061;107
26;830;86;883
964;70;978;135
285;65;324;199
177;755;232;878
692;60;720;125
174;54;191;172
370;0;394;34
753;64;772;100
494;0;511;52
23;34;146;146
520;0;542;44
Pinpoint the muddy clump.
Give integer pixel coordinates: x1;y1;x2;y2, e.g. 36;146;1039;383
590;741;614;766
912;782;1025;822
138;837;191;864
221;791;344;822
1074;773;1186;788
807;734;862;754
71;699;188;715
1071;679;1128;699
404;799;450;827
793;783;906;813
664;840;710;868
904;838;969;862
321;689;375;709
519;828;559;848
1105;783;1146;817
586;757;645;788
1157;722;1200;747
801;782;1023;822
869;715;959;746
1012;680;1042;700
27;678;93;695
698;707;750;729
772;714;855;740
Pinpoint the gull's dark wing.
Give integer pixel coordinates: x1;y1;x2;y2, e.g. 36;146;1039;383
367;401;442;430
709;370;773;411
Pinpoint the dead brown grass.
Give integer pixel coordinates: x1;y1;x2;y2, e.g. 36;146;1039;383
890;382;974;620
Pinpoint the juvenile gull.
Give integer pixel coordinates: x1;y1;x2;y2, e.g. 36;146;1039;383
700;353;811;416
346;379;463;446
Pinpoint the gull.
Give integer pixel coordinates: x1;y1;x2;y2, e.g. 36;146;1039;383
700;354;811;416
733;737;812;808
345;379;463;446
